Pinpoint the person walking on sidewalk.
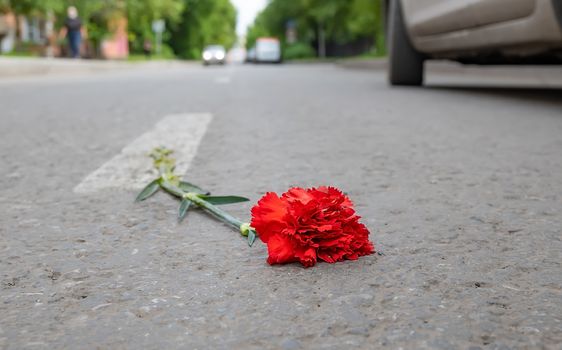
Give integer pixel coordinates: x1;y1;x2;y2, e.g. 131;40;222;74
60;6;83;58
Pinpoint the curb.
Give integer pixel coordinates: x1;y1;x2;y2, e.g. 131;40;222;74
0;57;198;78
336;58;388;70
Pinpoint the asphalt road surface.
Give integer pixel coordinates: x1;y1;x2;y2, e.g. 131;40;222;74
1;62;561;349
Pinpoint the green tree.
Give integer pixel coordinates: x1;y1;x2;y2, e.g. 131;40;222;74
246;0;308;49
0;0;9;13
374;0;385;55
169;0;237;59
3;0;238;59
246;0;384;57
126;0;184;53
6;0;66;18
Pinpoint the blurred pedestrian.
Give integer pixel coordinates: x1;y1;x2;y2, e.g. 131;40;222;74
60;6;82;58
143;39;152;59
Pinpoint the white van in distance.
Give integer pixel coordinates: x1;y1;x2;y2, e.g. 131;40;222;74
255;37;282;63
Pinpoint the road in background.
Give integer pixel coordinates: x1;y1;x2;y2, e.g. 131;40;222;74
1;62;561;349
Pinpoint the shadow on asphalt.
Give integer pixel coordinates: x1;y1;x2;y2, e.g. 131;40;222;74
425;86;562;110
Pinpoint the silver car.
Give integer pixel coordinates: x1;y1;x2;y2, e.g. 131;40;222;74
202;45;226;66
387;0;562;85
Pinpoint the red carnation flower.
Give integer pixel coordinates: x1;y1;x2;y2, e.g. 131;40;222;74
250;186;375;267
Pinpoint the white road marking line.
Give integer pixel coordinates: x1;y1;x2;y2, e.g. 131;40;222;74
73;113;212;194
215;76;231;84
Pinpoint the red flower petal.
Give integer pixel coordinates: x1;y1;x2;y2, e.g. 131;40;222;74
283;187;314;204
251;192;289;243
251;186;375;267
266;234;297;265
294;246;317;267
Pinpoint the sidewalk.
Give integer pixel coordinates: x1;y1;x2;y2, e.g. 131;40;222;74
0;57;196;78
338;57;562;88
336;57;387;70
0;57;132;77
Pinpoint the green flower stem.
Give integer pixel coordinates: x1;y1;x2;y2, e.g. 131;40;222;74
147;147;256;246
160;180;247;232
184;191;246;230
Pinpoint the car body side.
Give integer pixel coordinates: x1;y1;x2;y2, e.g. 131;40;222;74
392;0;562;62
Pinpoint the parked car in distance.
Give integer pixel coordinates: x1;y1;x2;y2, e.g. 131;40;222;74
387;0;562;85
202;45;226;65
255;37;282;63
246;47;256;63
228;45;246;64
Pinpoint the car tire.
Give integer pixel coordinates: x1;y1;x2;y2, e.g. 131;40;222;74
387;0;424;86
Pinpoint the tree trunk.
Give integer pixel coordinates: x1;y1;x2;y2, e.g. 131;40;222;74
375;0;386;55
15;14;21;45
317;21;325;58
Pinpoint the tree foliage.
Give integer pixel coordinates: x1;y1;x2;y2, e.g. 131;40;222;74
2;0;236;58
0;0;8;13
6;0;64;15
246;0;385;57
126;0;184;52
168;0;237;59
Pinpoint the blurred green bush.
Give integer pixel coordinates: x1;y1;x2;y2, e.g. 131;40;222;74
283;42;316;60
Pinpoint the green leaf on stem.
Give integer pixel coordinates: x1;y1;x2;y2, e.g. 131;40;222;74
135;179;160;202
199;195;250;205
178;198;192;222
247;229;257;247
179;181;209;195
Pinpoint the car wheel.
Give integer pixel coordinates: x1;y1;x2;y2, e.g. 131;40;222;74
387;0;424;86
